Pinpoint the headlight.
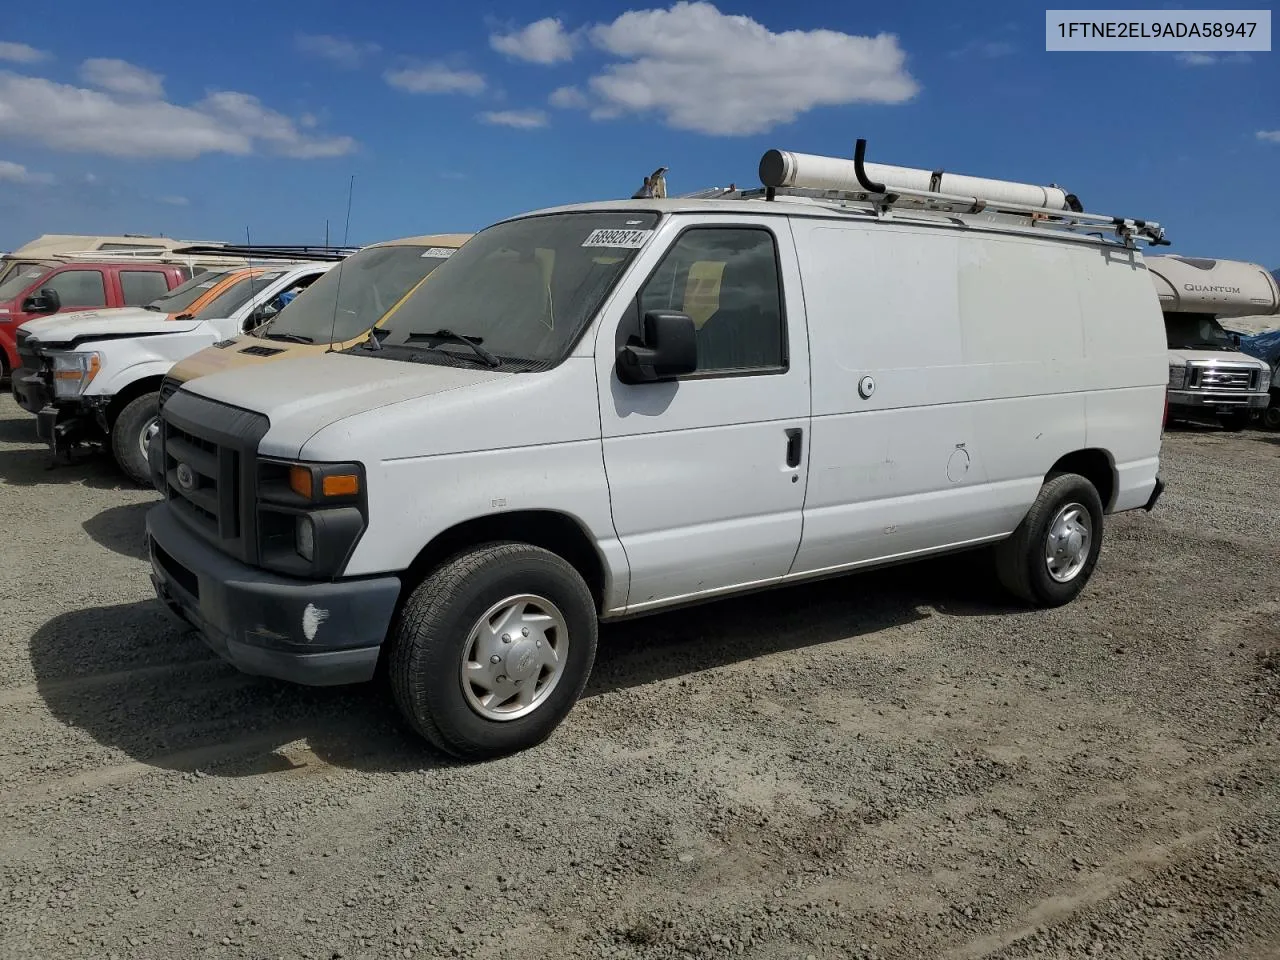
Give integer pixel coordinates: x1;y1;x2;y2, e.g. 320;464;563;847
1260;366;1273;394
1167;362;1187;390
51;351;101;398
256;458;367;578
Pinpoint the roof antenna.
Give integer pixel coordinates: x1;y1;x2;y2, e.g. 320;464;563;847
327;175;355;353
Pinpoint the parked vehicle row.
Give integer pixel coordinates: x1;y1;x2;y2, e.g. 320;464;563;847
132;142;1170;759
13;262;336;482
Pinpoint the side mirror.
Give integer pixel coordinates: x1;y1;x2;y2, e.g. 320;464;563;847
617;310;697;384
22;288;60;314
1231;332;1242;348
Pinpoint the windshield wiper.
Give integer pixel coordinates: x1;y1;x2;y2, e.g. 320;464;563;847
142;304;163;312
261;331;315;344
405;329;500;367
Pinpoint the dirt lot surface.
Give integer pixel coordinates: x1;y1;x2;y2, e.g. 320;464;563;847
1;391;1278;960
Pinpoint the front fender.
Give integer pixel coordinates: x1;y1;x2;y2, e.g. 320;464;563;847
83;329;224;398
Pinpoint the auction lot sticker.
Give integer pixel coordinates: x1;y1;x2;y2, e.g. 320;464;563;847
582;228;653;249
1046;9;1271;51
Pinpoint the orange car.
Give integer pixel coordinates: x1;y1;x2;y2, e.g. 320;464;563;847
142;267;284;322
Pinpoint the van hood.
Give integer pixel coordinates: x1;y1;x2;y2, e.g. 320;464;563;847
21;308;203;346
1168;348;1268;367
185;353;506;457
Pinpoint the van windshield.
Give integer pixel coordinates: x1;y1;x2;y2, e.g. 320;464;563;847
264;245;457;343
1165;312;1238;351
0;266;50;302
146;271;230;313
372;212;660;366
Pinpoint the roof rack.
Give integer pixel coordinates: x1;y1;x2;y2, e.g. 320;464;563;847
755;139;1169;249
51;247;242;264
172;244;360;262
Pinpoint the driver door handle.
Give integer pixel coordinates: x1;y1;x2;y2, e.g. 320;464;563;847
785;428;804;468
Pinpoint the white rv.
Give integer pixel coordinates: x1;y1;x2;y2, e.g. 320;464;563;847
1147;256;1279;429
147;142;1169;759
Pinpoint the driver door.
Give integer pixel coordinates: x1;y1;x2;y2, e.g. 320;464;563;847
594;220;811;613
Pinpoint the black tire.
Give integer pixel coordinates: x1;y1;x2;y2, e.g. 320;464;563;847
1219;412;1250;432
110;392;160;486
389;542;597;760
995;472;1104;608
1262;403;1280;431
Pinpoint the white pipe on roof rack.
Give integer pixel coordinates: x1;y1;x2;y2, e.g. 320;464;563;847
761;150;1070;211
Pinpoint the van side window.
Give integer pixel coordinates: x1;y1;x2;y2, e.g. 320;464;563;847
638;228;784;374
120;270;172;306
44;269;107;308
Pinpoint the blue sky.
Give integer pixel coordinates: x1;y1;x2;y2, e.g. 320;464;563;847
0;1;1275;264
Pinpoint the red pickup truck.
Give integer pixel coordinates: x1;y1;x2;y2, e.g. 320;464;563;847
0;261;189;381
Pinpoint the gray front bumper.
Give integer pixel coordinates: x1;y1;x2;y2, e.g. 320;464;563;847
147;504;401;686
1168;390;1268;411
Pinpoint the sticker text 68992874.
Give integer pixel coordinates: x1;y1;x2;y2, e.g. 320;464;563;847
581;228;653;249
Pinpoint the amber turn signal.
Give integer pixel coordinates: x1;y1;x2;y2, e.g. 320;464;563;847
321;474;360;497
288;466;313;499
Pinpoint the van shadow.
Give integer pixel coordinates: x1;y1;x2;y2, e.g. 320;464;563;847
29;557;1009;777
83;501;158;561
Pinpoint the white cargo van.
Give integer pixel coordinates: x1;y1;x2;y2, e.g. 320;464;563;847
147;142;1169;759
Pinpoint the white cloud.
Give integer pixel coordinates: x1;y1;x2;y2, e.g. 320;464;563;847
0;159;54;184
576;2;918;136
0;41;49;64
490;18;578;64
479;109;549;129
384;64;486;95
1176;51;1252;66
549;85;588;108
80;58;164;98
1258;130;1280;143
157;194;189;206
0;71;356;159
198;90;355;158
296;34;381;68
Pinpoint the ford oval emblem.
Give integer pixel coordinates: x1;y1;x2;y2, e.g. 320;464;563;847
176;463;196;491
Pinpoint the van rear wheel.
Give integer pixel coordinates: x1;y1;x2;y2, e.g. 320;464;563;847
389;542;598;760
110;391;160;486
995;472;1104;607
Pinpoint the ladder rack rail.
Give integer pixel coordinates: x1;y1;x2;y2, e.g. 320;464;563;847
756;139;1169;248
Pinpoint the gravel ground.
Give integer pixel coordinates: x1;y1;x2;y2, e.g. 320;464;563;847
1;391;1278;960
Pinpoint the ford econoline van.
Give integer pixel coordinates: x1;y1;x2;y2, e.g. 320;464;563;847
147;144;1169;759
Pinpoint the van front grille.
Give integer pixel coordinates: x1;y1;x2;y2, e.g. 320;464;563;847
158;391;269;564
1188;364;1258;391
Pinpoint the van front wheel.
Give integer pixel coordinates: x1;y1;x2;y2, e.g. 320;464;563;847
389;542;598;759
110;391;160;486
995;473;1104;607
